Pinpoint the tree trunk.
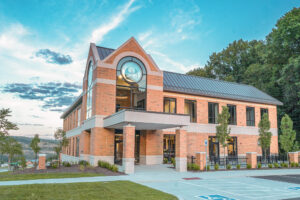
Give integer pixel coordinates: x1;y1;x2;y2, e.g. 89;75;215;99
35;153;37;167
224;146;226;170
8;156;11;171
264;148;267;164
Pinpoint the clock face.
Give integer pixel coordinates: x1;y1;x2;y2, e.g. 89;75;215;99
121;61;143;83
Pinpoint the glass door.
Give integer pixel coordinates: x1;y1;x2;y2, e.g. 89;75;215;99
209;136;219;161
163;134;175;162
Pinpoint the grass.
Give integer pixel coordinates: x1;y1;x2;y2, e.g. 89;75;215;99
0;181;178;200
0;171;104;181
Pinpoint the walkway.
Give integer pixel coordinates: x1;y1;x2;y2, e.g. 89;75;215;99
1;165;300;200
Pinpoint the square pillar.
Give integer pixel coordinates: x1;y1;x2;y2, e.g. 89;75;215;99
140;130;163;165
37;154;46;170
175;128;187;172
289;152;298;163
123;124;135;174
196;152;206;171
246;152;257;169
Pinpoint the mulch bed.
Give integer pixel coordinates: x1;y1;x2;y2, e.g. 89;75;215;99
12;165;125;176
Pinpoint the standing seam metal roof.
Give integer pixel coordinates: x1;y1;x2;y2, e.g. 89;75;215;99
96;46;115;60
163;71;282;105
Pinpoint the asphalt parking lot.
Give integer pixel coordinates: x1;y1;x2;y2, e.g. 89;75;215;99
253;174;300;184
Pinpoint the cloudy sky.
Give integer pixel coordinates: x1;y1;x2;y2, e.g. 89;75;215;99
0;0;298;139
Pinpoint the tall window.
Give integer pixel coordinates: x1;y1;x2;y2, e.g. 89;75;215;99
184;100;196;122
260;108;268;119
227;104;237;125
116;57;146;111
86;61;93;119
227;137;237;157
246;107;255;126
208;102;219;124
76;137;80;157
164;98;176;113
77;108;81;126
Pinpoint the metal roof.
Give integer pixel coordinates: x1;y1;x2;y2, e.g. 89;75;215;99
96;46;115;60
60;94;83;119
163;71;283;105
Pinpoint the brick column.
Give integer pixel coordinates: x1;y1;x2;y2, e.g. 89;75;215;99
123;124;135;174
246;152;257;169
175;128;187;172
37;154;46;170
288;152;298;163
196;152;206;171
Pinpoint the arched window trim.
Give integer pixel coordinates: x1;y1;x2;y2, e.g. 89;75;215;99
86;61;93;119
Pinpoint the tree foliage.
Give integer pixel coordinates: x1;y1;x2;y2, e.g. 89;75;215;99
54;128;69;166
0;108;18;138
258;113;272;158
0;137;23;168
30;134;41;167
279;114;298;153
188;8;300;144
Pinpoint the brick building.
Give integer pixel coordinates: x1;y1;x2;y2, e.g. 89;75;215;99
61;37;282;173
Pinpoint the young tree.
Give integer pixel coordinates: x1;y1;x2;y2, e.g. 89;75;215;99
54;128;69;166
0;108;18;138
30;134;41;167
279;114;297;159
2;137;23;170
216;106;231;167
258;113;272;162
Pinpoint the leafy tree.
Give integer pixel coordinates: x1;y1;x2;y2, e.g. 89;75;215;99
1;137;23;169
258;113;272;161
20;156;27;169
0;108;18;138
216;106;231;166
279;114;298;158
54;128;69;166
30;134;41;167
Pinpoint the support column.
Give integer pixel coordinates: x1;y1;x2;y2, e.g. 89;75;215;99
123;124;135;174
288;152;298;163
175;128;187;172
196;152;206;171
246;152;257;169
140;130;163;165
37;154;46;170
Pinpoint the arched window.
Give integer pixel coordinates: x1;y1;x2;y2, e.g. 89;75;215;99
116;57;146;111
86;61;93;119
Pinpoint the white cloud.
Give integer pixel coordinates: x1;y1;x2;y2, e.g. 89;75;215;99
90;0;140;44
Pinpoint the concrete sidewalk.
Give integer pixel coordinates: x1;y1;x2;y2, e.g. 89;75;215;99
1;165;300;200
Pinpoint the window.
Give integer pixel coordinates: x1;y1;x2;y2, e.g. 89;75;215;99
227;104;237;125
209;136;219;159
86;61;93;119
260;108;268;119
184;100;196;122
246;107;255;126
227;137;237;157
76;137;80;157
77;108;81;126
116;57;146;111
208;102;219;124
164;98;176;113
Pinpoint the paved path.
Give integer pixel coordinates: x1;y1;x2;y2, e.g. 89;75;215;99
1;165;300;200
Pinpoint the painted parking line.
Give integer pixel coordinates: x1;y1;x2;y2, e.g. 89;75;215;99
195;194;236;200
289;187;300;190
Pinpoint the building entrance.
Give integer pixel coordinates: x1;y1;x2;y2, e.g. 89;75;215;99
163;134;175;162
114;129;140;165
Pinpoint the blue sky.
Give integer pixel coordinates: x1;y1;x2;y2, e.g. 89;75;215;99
0;0;299;138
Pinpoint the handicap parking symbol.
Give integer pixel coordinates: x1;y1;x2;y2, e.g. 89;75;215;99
289;187;300;190
196;194;236;200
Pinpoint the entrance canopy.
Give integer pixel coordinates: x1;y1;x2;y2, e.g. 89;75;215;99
103;109;190;130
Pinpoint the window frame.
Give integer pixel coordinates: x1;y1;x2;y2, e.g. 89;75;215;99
227;104;237;125
260;108;269;120
208;102;219;124
86;61;93;119
246;106;255;126
164;97;177;114
184;99;197;123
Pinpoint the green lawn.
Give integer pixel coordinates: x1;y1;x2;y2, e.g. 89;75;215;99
0;181;177;200
0;171;104;181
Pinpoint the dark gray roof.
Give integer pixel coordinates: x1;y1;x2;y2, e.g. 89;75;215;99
163;71;282;105
96;46;115;60
60;94;83;119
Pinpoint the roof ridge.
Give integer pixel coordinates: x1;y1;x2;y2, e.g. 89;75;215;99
163;70;252;87
96;45;115;51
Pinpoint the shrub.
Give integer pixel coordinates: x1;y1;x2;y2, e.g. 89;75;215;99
78;160;89;166
295;163;299;167
236;164;241;170
50;161;58;169
247;164;251;169
62;161;71;167
163;158;168;164
206;165;210;171
187;163;200;171
98;160;118;172
274;163;279;168
79;164;85;171
214;164;219;170
226;164;231;170
268;164;273;168
291;162;296;167
284;163;289;168
171;158;176;167
280;162;285;168
258;163;262;169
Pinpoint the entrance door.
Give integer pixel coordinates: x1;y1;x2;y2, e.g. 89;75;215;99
163;134;175;162
209;136;219;161
114;129;140;165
